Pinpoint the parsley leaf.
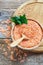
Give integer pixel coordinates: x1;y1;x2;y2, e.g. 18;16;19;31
10;14;28;25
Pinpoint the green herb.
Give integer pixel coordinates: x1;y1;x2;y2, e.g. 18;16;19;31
10;14;28;25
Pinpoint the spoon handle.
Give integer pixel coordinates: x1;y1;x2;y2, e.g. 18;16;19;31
10;36;24;47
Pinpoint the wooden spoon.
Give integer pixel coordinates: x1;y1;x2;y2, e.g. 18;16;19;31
10;34;29;47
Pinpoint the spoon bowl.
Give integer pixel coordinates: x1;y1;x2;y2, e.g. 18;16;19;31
10;34;29;47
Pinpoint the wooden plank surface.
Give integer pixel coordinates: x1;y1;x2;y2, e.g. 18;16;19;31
0;0;43;65
38;0;43;2
0;0;37;9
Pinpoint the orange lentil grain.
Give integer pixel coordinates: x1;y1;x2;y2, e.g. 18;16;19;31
4;51;8;56
7;46;11;51
7;26;11;30
10;55;14;61
20;59;25;63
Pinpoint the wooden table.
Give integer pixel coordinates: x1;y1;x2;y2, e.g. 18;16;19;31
0;0;43;65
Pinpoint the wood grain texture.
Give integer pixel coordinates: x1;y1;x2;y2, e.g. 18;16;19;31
38;0;43;2
0;0;43;65
13;2;43;53
0;0;37;9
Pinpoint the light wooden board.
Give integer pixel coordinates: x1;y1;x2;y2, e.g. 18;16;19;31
13;2;43;53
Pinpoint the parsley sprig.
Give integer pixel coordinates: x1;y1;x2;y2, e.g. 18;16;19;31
10;14;28;25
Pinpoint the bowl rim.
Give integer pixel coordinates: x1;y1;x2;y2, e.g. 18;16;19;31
11;19;43;50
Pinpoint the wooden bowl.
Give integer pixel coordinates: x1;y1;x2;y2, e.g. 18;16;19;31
11;19;43;50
